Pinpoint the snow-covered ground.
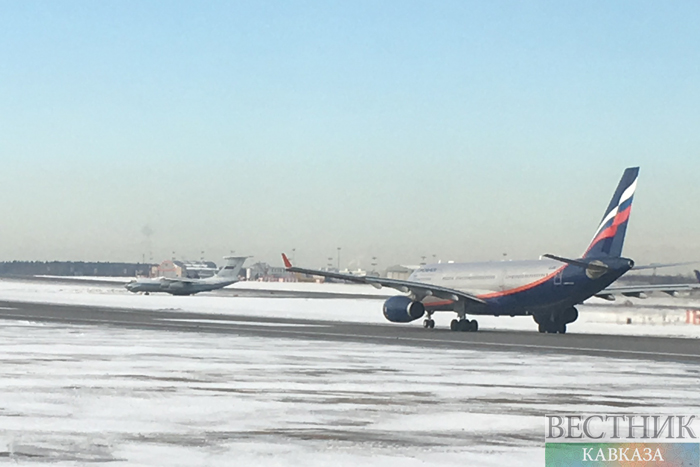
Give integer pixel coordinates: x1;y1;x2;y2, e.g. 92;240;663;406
2;279;700;338
1;278;699;466
34;275;134;283
0;320;699;466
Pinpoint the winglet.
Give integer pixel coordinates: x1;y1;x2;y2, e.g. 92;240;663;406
282;253;292;269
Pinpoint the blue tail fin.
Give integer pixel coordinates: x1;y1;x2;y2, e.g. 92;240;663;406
583;167;639;259
694;270;700;283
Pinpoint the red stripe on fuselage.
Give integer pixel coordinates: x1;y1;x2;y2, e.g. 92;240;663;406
477;266;565;299
421;265;566;306
424;299;455;309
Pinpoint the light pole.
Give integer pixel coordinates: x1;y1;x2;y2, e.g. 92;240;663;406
337;247;341;271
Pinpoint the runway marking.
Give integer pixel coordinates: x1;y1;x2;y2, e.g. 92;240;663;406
162;318;331;328
0;307;17;310
0;312;698;361
217;327;700;360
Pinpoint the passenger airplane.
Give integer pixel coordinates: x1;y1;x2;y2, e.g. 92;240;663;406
125;256;248;295
283;167;699;333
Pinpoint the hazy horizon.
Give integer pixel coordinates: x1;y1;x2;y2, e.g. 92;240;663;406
1;2;699;270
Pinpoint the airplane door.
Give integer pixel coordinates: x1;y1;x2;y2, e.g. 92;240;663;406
554;271;563;286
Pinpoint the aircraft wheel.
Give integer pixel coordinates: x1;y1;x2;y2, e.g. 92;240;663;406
423;319;435;329
450;319;459;331
469;320;479;332
538;323;546;333
458;319;471;332
429;319;435;329
144;292;150;296
557;324;567;334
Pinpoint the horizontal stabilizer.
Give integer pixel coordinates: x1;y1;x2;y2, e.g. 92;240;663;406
542;254;610;272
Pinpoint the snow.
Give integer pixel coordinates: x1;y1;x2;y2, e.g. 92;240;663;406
34;275;134;283
0;320;698;466
0;278;699;465
1;278;699;338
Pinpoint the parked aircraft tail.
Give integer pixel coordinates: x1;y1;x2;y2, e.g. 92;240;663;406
695;270;700;283
216;256;248;279
582;167;639;259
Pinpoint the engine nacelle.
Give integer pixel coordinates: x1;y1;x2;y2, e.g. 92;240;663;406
383;296;425;323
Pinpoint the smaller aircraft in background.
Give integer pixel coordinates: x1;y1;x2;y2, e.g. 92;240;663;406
125;256;248;296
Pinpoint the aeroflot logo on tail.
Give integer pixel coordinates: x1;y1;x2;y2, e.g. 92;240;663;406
545;414;700;466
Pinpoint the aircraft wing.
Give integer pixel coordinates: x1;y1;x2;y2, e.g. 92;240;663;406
595;283;700;300
282;254;486;306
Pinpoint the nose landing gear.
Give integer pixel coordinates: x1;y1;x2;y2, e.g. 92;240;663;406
422;311;435;329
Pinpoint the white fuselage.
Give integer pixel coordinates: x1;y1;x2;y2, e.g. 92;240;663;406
125;275;238;295
409;259;562;296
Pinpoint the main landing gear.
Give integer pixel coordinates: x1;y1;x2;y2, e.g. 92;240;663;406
422;315;479;331
534;307;579;334
450;318;478;332
538;321;566;334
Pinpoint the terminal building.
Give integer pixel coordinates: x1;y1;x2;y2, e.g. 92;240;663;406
151;260;219;279
384;265;418;280
246;262;296;282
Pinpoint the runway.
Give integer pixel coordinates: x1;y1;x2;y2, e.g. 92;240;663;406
0;299;697;363
1;284;699;466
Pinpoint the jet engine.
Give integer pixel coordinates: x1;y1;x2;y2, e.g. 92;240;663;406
383;296;425;323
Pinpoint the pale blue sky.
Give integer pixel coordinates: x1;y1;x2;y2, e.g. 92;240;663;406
1;1;699;268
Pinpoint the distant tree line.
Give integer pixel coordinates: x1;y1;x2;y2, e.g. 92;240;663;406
0;261;152;277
